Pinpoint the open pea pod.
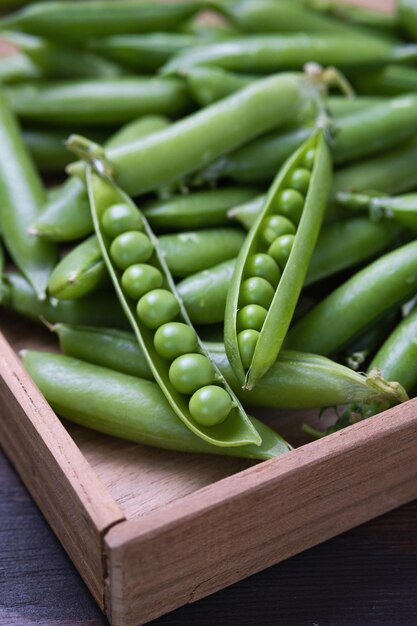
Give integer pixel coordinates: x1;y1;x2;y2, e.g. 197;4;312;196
84;161;261;448
225;128;332;389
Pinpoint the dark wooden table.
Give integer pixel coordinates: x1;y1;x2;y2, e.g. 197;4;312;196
2;448;417;626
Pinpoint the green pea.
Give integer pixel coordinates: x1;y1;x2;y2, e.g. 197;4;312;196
240;276;275;308
246;253;281;287
289;168;311;194
273;188;304;224
169;353;215;394
136;288;179;329
237;329;260;369
268;234;295;269
154;322;198;360
189;385;233;426
101;203;143;238
303;148;316;170
237;304;268;332
261;213;297;246
121;263;163;299
110;231;153;270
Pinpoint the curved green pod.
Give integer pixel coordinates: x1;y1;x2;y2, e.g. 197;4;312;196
399;0;417;40
4;77;191;125
3;31;125;79
177;259;235;325
86;164;261;448
225;129;332;389
163;34;417;75
88;33;199;73
212;0;387;37
205;95;417;183
1;272;129;329
143;187;258;230
304;218;401;285
47;235;108;300
286;240;417;357
0;1;203;40
336;191;417;231
0;89;57;299
352;65;417;96
184;66;255;107
22;351;288;460
0;52;42;83
31;115;170;242
369;305;417;392
68;72;330;197
158;228;245;277
54;324;407;411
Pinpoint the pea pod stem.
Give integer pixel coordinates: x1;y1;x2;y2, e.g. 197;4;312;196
22;351;289;461
336;191;417;231
53;323;407;411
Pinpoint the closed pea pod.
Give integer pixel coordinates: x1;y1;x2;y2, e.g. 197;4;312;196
0;1;203;41
225;128;332;389
68;70;339;198
47;235;108;300
286;240;417;357
0;89;57;299
81;153;261;448
369;305;417;393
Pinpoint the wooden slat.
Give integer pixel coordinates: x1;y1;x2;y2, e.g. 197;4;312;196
0;332;125;608
105;398;417;626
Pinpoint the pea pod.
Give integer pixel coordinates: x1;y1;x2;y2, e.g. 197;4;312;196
352;65;417;96
369;305;417;393
225;128;332;389
310;1;400;37
204;95;417;183
213;0;388;37
0;52;42;83
88;33;199;73
1;272;128;329
0;1;203;40
3;31;125;79
54;324;404;411
47;235;108;300
68;71;336;198
22;351;288;460
163;34;417;75
84;161;261;448
31;115;170;242
399;0;417;41
144;187;259;230
0;89;57;299
4;77;191;125
286;240;417;357
336;191;417;231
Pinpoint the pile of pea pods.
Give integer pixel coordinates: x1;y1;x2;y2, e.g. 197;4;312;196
2;0;417;459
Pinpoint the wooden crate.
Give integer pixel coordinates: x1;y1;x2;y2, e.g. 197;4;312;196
2;314;417;626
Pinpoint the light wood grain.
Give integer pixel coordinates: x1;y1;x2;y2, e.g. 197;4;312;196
0;329;125;609
105;398;417;625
